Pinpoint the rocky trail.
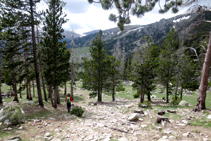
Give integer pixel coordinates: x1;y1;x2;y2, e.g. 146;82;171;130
1;88;211;141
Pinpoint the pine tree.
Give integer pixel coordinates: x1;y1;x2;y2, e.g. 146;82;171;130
82;30;108;102
42;0;70;108
27;0;44;106
0;0;26;102
0;43;3;105
131;37;158;103
106;56;121;101
157;28;179;103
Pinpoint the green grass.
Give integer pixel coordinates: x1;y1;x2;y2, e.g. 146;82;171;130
76;46;90;55
25;108;52;120
0;129;15;139
75;47;91;63
190;119;211;128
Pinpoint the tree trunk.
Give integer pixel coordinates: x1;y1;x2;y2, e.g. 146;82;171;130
140;85;144;103
54;86;58;108
41;75;47;101
98;82;102;102
112;76;115;101
13;82;18;101
49;85;54;107
0;78;3;105
166;82;169;103
175;82;179;99
19;87;22;99
57;87;60;104
26;81;29;99
194;32;211;111
147;92;151;102
30;0;44;107
64;82;67;96
32;80;35;97
180;87;183;101
29;81;32;100
71;64;74;98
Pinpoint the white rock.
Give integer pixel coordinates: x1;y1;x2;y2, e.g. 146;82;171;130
158;138;169;141
181;120;189;124
163;129;171;134
156;127;162;131
18;126;23;130
97;123;104;127
169;136;176;139
207;115;211;119
51;139;61;141
177;123;186;126
49;117;56;120
125;105;132;108
139;118;144;122
45;132;52;137
141;125;147;128
7;127;12;131
128;113;141;121
182;132;194;138
119;137;128;141
162;136;168;139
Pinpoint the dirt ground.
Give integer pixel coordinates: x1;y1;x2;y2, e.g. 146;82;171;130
1;88;211;141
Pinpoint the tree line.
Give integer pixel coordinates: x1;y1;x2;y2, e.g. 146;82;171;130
81;28;200;105
0;0;210;111
0;0;70;108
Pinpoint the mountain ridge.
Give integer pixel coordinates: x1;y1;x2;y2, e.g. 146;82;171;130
65;9;211;56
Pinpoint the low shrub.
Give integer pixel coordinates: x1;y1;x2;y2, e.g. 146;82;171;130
89;92;97;98
70;106;84;117
171;96;180;105
116;83;125;92
133;93;139;98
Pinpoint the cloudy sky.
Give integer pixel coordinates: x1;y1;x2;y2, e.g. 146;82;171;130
37;0;211;35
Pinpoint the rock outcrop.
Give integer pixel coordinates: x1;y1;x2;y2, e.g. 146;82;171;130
0;105;25;126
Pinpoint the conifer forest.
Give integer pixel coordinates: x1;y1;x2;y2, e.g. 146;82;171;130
1;0;211;140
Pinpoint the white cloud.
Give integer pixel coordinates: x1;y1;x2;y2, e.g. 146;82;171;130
38;0;211;35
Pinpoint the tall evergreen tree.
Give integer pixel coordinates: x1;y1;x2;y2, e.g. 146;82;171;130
157;28;179;103
0;0;26;102
82;30;108;102
131;37;158;103
42;0;70;108
106;56;121;101
27;0;44;106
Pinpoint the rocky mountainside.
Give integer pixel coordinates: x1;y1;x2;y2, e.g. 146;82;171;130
66;9;211;55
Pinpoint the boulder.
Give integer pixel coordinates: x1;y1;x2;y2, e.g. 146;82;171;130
182;132;194;138
88;102;97;106
0;105;25;126
156;116;170;124
178;100;190;106
134;109;144;114
158;110;165;115
140;104;148;108
128;113;141;121
207;115;211;119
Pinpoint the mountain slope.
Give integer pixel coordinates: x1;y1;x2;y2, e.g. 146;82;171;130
66;9;211;55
